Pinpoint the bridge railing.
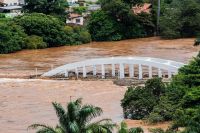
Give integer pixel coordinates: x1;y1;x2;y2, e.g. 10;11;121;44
42;57;185;79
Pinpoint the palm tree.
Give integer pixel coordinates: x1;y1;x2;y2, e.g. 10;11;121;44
29;98;116;133
118;121;144;133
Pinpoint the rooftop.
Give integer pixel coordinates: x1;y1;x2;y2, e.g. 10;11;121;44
0;6;22;10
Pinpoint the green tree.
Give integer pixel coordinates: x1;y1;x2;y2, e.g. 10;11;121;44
160;0;200;38
0;22;27;54
25;35;47;49
73;6;88;15
118;121;144;133
24;0;68;16
121;78;165;119
14;13;69;47
29;98;116;133
87;10;122;41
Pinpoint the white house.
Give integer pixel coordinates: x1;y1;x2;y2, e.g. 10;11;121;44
0;0;24;6
66;13;84;25
67;0;78;5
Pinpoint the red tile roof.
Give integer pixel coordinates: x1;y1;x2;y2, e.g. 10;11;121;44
68;13;82;19
132;3;152;14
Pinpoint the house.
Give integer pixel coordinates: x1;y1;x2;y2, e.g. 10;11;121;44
87;4;101;11
67;0;78;5
0;0;24;6
132;3;152;14
0;5;22;17
66;13;84;25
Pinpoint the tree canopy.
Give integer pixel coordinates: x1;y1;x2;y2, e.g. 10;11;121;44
24;0;68;16
29;98;116;133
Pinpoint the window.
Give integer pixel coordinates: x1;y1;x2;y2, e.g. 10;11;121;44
76;19;80;23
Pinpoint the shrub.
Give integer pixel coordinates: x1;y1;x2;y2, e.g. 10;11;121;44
25;35;47;49
14;13;69;47
121;78;165;119
79;31;92;44
87;10;122;41
0;22;27;54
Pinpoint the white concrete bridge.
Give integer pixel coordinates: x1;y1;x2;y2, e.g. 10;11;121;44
42;57;185;79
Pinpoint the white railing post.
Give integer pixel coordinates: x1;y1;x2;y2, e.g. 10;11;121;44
65;69;68;77
112;64;115;77
83;66;86;77
93;65;96;76
158;68;162;78
119;63;125;79
168;70;172;79
101;64;105;79
139;64;143;79
149;65;152;78
129;64;134;78
75;67;78;78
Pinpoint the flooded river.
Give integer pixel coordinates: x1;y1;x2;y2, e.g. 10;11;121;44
0;37;199;78
0;37;199;133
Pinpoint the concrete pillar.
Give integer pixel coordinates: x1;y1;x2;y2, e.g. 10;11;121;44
158;68;162;78
83;66;86;77
168;70;172;79
129;64;134;78
149;65;152;78
119;63;125;79
101;64;105;78
112;64;115;77
139;64;143;79
93;65;96;76
75;68;78;77
65;69;68;77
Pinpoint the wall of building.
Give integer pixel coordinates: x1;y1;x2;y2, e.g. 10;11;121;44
66;17;84;25
1;0;24;5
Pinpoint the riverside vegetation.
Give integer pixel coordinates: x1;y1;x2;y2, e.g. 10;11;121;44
121;52;200;133
1;0;200;53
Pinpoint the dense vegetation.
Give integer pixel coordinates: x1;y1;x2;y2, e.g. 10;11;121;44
87;0;154;41
121;52;200;132
0;5;91;53
1;0;200;53
160;0;200;39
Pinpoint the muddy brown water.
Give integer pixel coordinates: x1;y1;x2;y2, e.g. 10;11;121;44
0;37;199;133
0;37;199;78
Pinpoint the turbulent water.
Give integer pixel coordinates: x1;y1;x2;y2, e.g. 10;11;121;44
0;37;199;133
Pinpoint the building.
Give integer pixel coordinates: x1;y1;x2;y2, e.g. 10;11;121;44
88;4;101;11
0;5;22;17
0;0;24;6
67;0;78;5
66;13;84;25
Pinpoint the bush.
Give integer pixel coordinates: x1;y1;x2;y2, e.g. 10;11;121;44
64;26;91;45
25;35;47;49
0;22;27;54
87;10;122;41
14;13;69;47
121;78;165;119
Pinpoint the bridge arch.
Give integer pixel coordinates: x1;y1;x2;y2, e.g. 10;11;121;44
42;57;185;79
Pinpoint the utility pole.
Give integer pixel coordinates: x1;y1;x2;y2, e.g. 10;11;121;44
157;0;161;36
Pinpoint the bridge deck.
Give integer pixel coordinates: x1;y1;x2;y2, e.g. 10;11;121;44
42;57;185;79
